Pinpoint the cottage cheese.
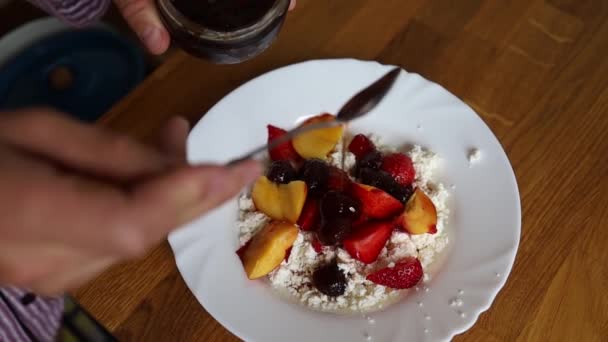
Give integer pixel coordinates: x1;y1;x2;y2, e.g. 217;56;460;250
328;138;357;171
237;135;450;313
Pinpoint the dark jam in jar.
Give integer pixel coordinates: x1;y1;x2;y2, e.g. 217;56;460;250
157;0;289;63
171;0;276;32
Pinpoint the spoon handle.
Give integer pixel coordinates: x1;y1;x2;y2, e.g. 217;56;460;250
227;120;343;166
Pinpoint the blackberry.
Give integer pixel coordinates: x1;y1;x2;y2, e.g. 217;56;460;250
266;160;296;184
313;261;347;297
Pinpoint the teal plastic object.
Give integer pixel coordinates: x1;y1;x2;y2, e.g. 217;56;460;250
0;28;146;122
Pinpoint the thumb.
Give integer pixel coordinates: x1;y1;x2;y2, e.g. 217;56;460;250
114;0;170;54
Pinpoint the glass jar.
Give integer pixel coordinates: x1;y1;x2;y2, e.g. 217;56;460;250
156;0;290;64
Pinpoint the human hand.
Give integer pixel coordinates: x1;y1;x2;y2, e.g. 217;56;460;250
114;0;297;55
0;109;261;295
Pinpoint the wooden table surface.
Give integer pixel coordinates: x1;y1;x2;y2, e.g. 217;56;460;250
74;0;608;340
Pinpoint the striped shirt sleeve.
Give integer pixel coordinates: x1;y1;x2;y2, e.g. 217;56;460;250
27;0;111;27
0;287;64;341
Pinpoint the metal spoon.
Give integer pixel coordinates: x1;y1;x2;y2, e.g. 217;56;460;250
227;67;401;166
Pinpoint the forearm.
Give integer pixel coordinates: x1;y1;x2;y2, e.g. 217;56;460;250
27;0;110;27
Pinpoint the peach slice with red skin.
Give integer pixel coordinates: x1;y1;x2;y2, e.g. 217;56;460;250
240;221;299;279
292;113;344;159
396;188;437;234
252;176;307;223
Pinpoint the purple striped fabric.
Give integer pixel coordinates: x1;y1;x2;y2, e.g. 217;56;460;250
27;0;111;27
0;287;63;342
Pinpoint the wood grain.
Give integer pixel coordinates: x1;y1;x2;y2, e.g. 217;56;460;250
73;0;608;340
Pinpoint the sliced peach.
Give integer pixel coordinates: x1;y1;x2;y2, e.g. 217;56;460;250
241;221;299;279
280;181;308;223
252;176;307;223
252;176;283;220
397;188;437;234
350;183;403;219
292;113;344;159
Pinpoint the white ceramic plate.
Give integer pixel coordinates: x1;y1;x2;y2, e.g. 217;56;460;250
168;59;521;342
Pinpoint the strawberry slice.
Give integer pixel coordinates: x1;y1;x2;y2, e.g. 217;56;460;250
343;221;394;264
348;134;376;160
352;213;369;229
327;166;352;191
366;257;423;289
350;183;403;219
381;153;415;186
267;125;300;161
297;199;320;231
311;238;324;253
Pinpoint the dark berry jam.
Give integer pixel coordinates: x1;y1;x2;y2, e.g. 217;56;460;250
157;0;289;63
171;0;277;32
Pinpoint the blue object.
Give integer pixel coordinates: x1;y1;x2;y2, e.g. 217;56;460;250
0;28;146;122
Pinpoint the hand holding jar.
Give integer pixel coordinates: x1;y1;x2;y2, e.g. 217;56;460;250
117;0;297;61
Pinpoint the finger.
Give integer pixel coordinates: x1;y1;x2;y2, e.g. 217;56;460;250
6;160;260;258
0;109;170;182
114;0;170;55
0;147;134;253
125;160;262;247
289;0;296;11
156;116;190;163
1;137;259;261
